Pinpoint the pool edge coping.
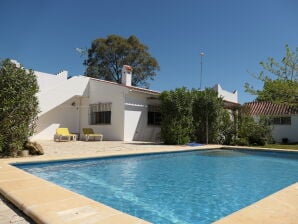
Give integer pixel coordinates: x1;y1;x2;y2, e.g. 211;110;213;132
0;144;297;224
0;145;220;224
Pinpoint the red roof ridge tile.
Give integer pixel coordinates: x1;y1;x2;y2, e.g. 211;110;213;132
244;101;298;116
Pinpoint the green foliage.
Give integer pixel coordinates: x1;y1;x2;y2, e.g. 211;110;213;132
159;87;272;146
235;107;272;146
245;45;298;108
0;59;39;157
160;88;230;145
218;109;235;145
160;87;194;145
233;138;249;146
259;79;297;106
192;89;226;144
0;133;3;153
84;35;160;88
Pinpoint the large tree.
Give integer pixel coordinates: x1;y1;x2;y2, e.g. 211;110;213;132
0;59;39;157
84;35;160;88
245;45;298;107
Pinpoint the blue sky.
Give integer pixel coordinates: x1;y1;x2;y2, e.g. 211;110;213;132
0;0;297;103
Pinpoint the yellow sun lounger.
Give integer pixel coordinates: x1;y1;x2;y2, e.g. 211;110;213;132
54;128;77;142
82;128;103;141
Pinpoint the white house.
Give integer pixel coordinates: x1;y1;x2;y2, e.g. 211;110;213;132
245;101;298;143
28;60;244;143
31;65;161;141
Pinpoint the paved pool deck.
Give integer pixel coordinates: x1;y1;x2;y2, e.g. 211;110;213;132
0;141;297;224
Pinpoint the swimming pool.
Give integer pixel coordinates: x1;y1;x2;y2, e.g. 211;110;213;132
15;149;298;224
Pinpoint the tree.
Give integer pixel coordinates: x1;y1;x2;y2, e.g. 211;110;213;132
160;88;232;145
245;45;298;107
84;35;160;88
160;87;194;144
192;89;226;144
0;59;39;157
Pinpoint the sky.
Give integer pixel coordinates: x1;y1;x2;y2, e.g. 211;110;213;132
0;0;297;103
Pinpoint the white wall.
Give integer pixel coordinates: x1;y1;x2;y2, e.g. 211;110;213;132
31;74;90;140
124;92;160;142
213;84;238;103
37;76;89;116
31;97;80;140
35;70;68;92
32;70;161;142
79;80;126;140
79;80;161;141
271;115;298;143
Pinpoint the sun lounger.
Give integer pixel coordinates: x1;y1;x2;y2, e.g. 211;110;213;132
54;128;77;142
82;128;103;141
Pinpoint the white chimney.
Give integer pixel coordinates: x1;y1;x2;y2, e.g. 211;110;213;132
121;65;133;86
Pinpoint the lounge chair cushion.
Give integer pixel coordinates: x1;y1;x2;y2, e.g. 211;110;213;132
54;128;76;141
82;128;103;141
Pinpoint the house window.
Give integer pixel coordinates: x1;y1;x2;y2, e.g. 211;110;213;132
148;105;161;125
272;116;291;125
89;103;112;125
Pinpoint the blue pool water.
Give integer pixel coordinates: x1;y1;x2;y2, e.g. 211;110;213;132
15;149;298;224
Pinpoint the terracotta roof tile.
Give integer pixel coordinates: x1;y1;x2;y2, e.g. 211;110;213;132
244;101;298;116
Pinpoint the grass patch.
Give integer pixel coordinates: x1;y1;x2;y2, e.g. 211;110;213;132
261;144;298;150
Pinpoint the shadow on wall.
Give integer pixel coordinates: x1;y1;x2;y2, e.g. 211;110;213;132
32;98;80;140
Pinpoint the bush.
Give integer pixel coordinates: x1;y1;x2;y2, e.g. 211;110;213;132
218;109;235;145
0;59;39;157
0;134;3;154
237;111;272;146
160;87;193;144
159;87;272;146
160;88;231;145
192;89;226;144
233;138;249;146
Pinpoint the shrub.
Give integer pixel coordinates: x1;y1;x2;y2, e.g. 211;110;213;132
0;59;39;157
233;138;249;146
0;134;3;154
192;89;226;144
160;87;193;144
160;88;232;145
237;110;272;146
218;109;236;145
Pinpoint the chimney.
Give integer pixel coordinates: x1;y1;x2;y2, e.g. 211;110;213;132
121;65;133;86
